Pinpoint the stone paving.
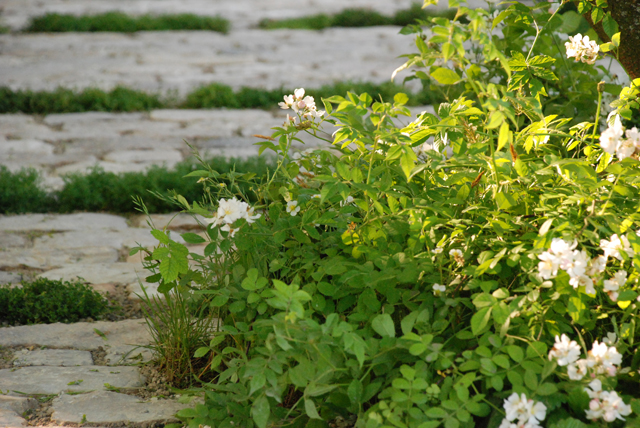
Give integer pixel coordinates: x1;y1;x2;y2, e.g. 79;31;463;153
0;28;418;95
0;213;206;427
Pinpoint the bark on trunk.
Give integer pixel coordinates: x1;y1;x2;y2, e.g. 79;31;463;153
579;0;640;80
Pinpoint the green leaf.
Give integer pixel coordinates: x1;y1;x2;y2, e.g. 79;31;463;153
151;229;170;244
348;379;364;406
430;67;461;85
524;369;538;391
193;347;209;358
251;396;270;428
471;307;492;335
181;232;206;244
425;407;448;418
497;122;510;151
536;382;558;396
506;345;524;363
486;111;505;129
372;314;396;338
304;398;322;419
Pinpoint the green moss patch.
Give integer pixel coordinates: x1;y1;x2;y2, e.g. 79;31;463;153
24;12;229;34
258;4;457;30
0;81;443;115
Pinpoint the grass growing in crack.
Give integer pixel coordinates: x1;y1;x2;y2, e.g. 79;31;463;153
139;287;220;388
0;157;275;214
258;3;457;30
0;81;445;114
24;12;229;34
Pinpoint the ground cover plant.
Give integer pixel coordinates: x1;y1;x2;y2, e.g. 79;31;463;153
0;157;274;214
24;12;229;34
0;81;444;115
258;4;457;30
135;0;640;427
0;278;108;325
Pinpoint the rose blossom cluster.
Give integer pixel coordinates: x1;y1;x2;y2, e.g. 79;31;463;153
537;238;600;294
600;115;640;160
549;334;622;379
584;379;632;422
207;197;260;237
538;235;634;301
565;33;599;64
279;88;325;126
498;393;546;428
548;334;631;421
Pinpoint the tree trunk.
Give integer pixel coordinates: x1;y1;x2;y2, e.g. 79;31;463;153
579;0;640;80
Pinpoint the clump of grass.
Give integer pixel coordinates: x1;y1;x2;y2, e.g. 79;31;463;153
258;3;457;30
0;278;109;325
0;86;164;115
25;12;229;34
0;157;275;215
0;166;55;214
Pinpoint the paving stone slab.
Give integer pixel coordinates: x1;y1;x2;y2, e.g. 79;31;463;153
0;365;143;395
0;319;151;358
52;391;187;425
33;228;158;250
39;262;149;285
0;28;420;95
13;349;94;367
0;214;128;232
0;396;38;414
0;246;119;270
0;408;28;427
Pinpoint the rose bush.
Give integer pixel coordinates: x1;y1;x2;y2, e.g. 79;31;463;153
133;0;640;427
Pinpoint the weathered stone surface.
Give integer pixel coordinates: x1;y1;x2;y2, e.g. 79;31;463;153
52;391;187;424
0;408;27;428
39;262;149;285
102;149;183;164
0;271;22;284
0;29;422;95
13;349;94;367
0;214;128;232
0;139;54;157
32;228;158;250
133;213;203;230
0;246;118;270
0;366;143;395
0;232;28;249
0;395;37;427
126;281;162;301
0;319;151;354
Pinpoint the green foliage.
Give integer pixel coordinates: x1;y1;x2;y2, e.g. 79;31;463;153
138;1;640;428
24;12;229;33
0;166;55;214
0;278;109;325
0;157;274;214
258;4;457;30
0;86;163;115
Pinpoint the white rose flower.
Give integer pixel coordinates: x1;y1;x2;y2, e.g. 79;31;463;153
538;251;560;279
567;359;589;380
600;115;624;154
549;334;582;366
